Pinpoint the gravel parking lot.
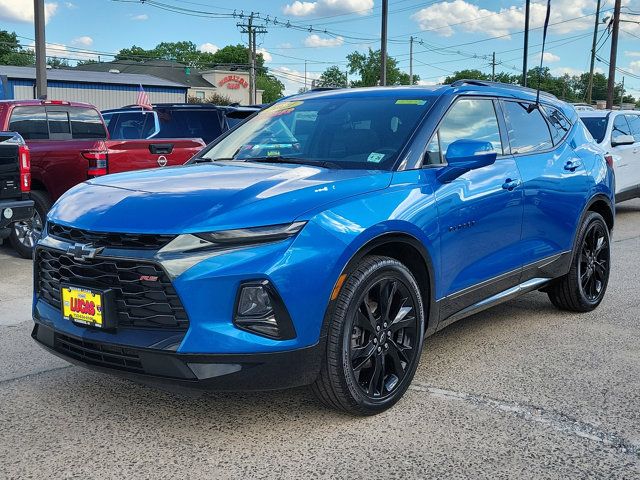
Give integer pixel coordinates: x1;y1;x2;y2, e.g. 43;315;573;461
1;200;639;479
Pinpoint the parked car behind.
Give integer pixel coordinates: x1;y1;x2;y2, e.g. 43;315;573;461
33;82;615;415
0;99;205;258
579;110;640;202
102;103;260;144
0;132;33;246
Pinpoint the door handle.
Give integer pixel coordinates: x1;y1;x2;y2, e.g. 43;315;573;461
502;178;521;191
564;159;582;171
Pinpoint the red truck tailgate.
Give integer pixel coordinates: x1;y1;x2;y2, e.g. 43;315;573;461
105;138;205;174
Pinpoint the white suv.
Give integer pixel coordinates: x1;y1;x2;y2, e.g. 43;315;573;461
579;110;640;203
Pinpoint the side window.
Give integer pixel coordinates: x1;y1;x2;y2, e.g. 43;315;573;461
542;105;571;145
46;110;71;139
69;108;107;139
102;113;117;136
625;115;640;142
502;101;553;154
425;98;503;165
611;115;631;143
8;106;48;140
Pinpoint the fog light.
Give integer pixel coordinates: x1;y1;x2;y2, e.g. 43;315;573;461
2;208;13;220
234;281;296;340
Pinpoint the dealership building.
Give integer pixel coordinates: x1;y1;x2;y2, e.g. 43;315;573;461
0;61;261;110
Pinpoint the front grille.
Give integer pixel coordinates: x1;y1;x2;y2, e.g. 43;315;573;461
55;333;145;374
48;222;175;250
36;248;189;330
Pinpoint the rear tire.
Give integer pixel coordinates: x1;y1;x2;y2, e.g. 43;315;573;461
312;255;425;415
547;212;610;312
9;190;50;259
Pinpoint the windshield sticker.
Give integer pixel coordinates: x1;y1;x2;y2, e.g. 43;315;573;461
267;150;281;157
395;99;426;105
367;152;386;163
252;143;295;150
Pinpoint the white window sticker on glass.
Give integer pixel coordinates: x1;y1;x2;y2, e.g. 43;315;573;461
367;152;385;163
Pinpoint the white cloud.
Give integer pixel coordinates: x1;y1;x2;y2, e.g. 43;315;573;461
550;66;602;77
257;48;272;62
538;52;560;63
629;61;640;75
418;78;445;86
271;66;320;94
411;0;597;38
65;2;75;8
303;34;344;47
199;42;219;54
28;41;97;62
72;36;93;47
283;0;373;17
278;42;293;49
625;51;640;58
130;14;148;21
0;0;58;24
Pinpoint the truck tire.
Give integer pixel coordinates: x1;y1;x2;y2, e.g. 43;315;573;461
9;190;51;259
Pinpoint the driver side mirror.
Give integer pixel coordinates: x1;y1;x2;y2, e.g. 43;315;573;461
611;134;635;147
436;139;497;183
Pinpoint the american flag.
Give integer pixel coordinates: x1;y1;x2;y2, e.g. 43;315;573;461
136;84;152;109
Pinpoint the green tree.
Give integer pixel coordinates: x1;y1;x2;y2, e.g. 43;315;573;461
46;57;70;68
0;30;34;66
443;69;489;84
317;65;347;88
114;45;155;62
257;74;284;103
347;49;417;87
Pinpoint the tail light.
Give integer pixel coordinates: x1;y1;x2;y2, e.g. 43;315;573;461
19;144;31;192
82;141;108;176
604;154;614;168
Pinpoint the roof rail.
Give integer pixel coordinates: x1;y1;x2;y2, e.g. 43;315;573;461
450;79;558;100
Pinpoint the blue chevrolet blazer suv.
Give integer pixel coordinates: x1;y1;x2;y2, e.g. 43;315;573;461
33;80;615;415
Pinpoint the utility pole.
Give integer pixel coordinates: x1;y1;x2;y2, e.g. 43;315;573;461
491;52;496;81
606;0;622;109
380;0;388;86
34;0;47;99
586;0;602;105
620;76;625;108
238;14;267;105
409;36;414;86
251;28;257;103
522;0;530;87
304;60;307;91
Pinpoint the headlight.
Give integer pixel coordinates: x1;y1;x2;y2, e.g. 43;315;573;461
234;280;296;340
195;221;307;247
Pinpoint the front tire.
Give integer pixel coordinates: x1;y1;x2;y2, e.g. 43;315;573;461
547;212;611;312
9;190;50;259
312;255;425;415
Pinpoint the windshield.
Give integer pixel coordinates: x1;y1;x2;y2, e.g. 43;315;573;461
580;116;608;143
197;95;433;169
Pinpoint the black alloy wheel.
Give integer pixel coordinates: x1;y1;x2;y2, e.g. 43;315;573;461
312;255;425;415
578;221;609;302
349;277;419;399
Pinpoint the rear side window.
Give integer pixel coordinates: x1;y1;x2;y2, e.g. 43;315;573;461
580;116;608;143
625;114;640;142
105;111;156;139
46;110;71;138
69;108;107;139
612;115;631;144
425;98;503;165
8;106;48;140
502;101;553;154
542;105;571;145
156;109;223;143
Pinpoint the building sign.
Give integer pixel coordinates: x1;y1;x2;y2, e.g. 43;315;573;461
218;75;248;90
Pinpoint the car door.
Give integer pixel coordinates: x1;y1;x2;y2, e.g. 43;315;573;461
426;97;524;320
624;114;640;192
610;114;636;194
504;100;589;274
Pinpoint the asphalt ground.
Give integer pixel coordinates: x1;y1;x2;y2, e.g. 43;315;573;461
0;200;639;479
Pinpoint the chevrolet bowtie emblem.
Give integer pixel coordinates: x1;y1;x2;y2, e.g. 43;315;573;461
67;243;102;261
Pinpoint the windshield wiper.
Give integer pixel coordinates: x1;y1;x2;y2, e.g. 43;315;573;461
190;157;235;164
244;156;342;169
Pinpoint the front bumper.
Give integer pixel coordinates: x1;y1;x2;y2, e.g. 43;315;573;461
32;323;323;390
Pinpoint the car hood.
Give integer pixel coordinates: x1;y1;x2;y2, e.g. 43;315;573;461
48;162;392;233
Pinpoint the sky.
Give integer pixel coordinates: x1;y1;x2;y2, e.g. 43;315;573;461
2;0;640;97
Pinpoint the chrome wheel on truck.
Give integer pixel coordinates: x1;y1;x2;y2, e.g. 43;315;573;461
9;190;50;259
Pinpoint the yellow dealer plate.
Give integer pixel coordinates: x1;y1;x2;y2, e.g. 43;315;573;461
61;286;104;328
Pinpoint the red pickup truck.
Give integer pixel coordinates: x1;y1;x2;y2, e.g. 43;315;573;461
0;100;205;257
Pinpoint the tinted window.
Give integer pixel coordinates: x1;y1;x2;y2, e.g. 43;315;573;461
8;106;48;140
46;110;71;136
625;115;640;142
612;115;631;143
200;96;433;170
503;101;553;154
580;116;608;143
156;109;222;143
102;112;117;134
69;108;107;139
425;98;502;165
542;105;571;145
